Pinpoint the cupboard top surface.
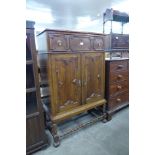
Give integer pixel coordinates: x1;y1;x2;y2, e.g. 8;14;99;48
37;29;105;36
105;58;129;61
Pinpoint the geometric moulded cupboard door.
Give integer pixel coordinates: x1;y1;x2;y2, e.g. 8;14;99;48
82;52;105;104
48;53;82;115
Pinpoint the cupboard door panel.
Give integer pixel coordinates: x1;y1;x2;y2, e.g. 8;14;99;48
82;53;105;104
49;54;82;115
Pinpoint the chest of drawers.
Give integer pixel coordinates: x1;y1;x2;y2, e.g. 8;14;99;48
105;59;129;117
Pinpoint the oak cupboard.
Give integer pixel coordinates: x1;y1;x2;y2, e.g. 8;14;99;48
37;29;107;146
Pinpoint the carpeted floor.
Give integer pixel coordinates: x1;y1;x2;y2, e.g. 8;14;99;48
33;107;129;155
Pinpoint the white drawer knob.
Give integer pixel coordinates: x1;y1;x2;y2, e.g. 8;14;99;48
57;40;62;46
80;42;84;46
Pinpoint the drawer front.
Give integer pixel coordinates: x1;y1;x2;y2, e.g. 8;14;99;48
93;37;104;50
110;71;129;83
109;80;129;97
69;36;91;51
110;60;128;72
111;34;129;49
48;34;68;51
108;92;129;110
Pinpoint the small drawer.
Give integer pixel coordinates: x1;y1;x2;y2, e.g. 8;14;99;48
112;34;129;49
69;35;91;51
108;92;129;110
109;60;128;72
109;80;129;97
48;34;69;51
93;37;104;50
110;71;129;83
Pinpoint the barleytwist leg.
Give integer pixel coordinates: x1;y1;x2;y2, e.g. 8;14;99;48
51;123;60;147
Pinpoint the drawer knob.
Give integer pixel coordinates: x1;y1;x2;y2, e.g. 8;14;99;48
118;65;123;68
97;74;101;79
57;40;62;46
80;41;84;46
118;75;123;78
116;36;119;40
117;85;122;89
116;98;121;102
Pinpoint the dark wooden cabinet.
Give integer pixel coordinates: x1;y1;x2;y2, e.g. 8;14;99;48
37;29;106;146
105;59;129;116
26;21;48;154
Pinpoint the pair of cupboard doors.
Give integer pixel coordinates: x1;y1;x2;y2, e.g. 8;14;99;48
47;52;105;118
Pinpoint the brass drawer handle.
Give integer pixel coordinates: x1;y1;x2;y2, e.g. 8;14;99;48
117;85;122;89
117;75;123;78
116;98;121;102
118;65;124;68
57;40;62;46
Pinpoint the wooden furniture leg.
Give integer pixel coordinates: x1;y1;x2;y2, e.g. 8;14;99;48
106;112;112;121
43;102;60;147
102;104;108;123
50;123;60;147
